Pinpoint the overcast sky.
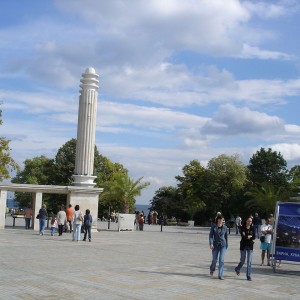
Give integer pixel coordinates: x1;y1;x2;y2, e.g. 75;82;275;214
1;0;300;205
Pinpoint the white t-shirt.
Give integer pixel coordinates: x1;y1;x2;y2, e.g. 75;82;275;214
260;224;273;243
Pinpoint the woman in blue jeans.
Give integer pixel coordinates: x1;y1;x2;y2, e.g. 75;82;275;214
72;205;83;242
209;214;228;280
235;217;256;281
38;204;48;235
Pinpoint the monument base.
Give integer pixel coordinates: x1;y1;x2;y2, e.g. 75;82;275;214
72;175;97;188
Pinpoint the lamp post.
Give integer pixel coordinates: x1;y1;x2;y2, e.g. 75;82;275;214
108;205;111;230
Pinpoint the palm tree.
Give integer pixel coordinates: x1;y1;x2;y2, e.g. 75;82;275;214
100;172;150;213
245;182;288;215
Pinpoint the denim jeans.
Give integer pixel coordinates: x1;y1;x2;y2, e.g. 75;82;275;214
39;218;46;233
83;225;91;241
210;245;226;278
236;247;253;278
73;224;81;241
25;218;31;229
50;227;55;236
254;225;259;237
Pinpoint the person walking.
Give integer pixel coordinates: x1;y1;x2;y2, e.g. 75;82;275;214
83;209;92;242
24;205;33;229
38;204;48;236
235;217;256;281
57;206;67;236
66;204;74;233
260;218;273;266
72;205;83;242
50;216;57;236
209;214;228;280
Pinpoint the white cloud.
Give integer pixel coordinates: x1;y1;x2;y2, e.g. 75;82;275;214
201;104;285;136
268;143;300;161
240;44;295;60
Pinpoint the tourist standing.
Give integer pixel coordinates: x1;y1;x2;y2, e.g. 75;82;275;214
83;209;92;242
209;214;228;280
235;217;256;281
66;204;74;233
235;215;242;235
252;213;261;237
72;205;83;242
38;204;48;235
24;205;33;229
57;206;67;236
260;218;273;266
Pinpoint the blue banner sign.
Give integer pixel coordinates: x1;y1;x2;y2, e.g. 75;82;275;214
274;202;300;262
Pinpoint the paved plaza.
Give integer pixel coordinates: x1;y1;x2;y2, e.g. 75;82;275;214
0;216;299;299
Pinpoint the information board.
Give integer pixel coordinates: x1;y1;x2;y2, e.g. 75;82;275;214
272;202;300;262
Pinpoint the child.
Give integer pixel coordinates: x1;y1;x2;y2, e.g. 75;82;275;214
83;209;93;242
50;216;57;236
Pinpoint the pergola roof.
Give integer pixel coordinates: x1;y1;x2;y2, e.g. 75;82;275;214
0;184;103;194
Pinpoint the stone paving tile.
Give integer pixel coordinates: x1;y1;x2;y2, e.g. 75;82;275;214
1;216;299;299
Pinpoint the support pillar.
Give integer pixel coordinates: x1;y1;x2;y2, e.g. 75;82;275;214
68;191;100;232
33;192;43;231
0;189;7;229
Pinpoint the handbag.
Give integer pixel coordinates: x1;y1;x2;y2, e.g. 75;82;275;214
36;214;40;219
260;236;265;243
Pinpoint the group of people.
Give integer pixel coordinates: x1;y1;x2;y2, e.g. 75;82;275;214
209;212;274;281
135;210;145;231
35;204;93;242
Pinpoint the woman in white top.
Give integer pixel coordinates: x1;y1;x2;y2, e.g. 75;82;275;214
72;205;83;242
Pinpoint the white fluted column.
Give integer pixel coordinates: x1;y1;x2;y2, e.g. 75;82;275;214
73;67;99;187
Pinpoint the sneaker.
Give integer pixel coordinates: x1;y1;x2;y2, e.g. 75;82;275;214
83;239;86;241
219;277;225;280
247;276;252;281
235;268;240;276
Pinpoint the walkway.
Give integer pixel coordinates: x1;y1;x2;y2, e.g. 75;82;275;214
1;217;299;299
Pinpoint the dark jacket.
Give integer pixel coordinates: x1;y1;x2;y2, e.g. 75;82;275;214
209;224;228;249
38;208;48;220
239;224;255;250
84;214;93;227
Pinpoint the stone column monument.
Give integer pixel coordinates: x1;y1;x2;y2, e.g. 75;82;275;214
73;67;99;187
69;67;102;231
0;67;103;231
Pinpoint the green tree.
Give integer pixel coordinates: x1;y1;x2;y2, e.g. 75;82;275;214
100;172;150;213
53;138;77;185
94;154;127;186
175;160;207;220
248;147;289;188
245;182;289;216
288;165;300;199
150;186;179;217
0;109;19;180
12;156;55;208
206;154;248;218
12;156;54;185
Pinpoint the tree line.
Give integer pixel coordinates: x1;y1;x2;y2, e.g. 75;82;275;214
149;149;300;225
